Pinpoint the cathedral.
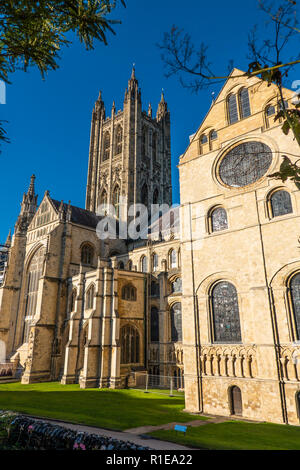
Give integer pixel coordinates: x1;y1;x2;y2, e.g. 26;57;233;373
1;67;300;425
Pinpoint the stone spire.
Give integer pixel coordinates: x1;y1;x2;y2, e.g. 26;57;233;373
148;103;152;118
156;90;168;121
4;229;11;248
15;175;38;233
124;66;141;102
94;90;105;119
111;100;116;116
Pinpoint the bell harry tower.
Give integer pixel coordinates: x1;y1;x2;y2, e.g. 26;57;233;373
85;68;172;224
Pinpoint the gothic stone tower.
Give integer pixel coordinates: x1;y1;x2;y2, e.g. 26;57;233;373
85;68;172;224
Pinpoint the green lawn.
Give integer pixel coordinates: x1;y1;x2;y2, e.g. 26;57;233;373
149;421;300;450
0;382;204;430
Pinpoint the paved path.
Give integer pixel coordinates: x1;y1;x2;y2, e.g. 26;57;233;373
29;416;195;451
125;416;229;435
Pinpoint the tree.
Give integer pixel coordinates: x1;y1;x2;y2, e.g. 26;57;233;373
159;0;300;187
0;0;126;146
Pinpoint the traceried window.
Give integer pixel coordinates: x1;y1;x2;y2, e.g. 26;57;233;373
290;273;300;340
169;249;177;269
103;131;110;161
210;207;228;232
142;127;147;158
170;302;182;342
81;244;94;265
152;253;159;271
99;189;108;215
23;246;45;343
141;184;148;207
211;282;241;343
153;132;157;161
227;94;239;124
239;88;251;119
86;284;95;309
122;284;137;301
270;190;292;217
153;188;159;205
115;125;123;155
141;255;148;273
121;325;140;364
151;307;159;342
112;185;120;218
219;141;272;187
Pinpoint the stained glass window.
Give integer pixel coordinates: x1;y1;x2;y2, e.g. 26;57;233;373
122;284;136;301
81;244;93;265
219;141;272;187
103;132;110;161
239;88;251;118
211;207;228;232
200;134;208;144
228;94;239;124
115;125;123;155
170;249;177;268
211;282;241;343
121;325;140;364
141;256;148;273
270;190;292;217
171;303;182;342
151;307;159;342
290;273;300;340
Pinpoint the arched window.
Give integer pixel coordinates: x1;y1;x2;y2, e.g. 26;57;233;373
171;278;182;293
210;207;228;232
118;261;125;270
127;260;133;271
122;284;137;301
141;184;148;207
211;282;241;343
239;88;251;119
112;185;120;218
141;256;148;273
152;253;159;271
265;104;276;128
169;249;177;269
142;127;147;158
170;302;182;342
121;325;140;364
81;244;94;265
151;306;159;342
270;190;292;217
99;189;108;215
153;188;159;205
115;125;123;155
210;130;218;143
70;289;77;312
86;284;95;309
230;386;242;415
153;132;157;161
151;281;160;297
103;131;110;161
290;273;300;340
227;94;239;124
23;246;45;343
200;134;208;145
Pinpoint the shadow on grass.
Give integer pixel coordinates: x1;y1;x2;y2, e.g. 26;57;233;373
0;385;202;431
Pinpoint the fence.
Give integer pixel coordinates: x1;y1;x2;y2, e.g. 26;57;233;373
128;372;185;397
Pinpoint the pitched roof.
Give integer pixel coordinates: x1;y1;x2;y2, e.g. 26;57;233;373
51;199;102;229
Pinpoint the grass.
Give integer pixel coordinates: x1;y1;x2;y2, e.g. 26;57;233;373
0;382;205;431
149;421;300;450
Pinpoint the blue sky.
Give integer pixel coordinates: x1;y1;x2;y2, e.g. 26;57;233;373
0;0;299;242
